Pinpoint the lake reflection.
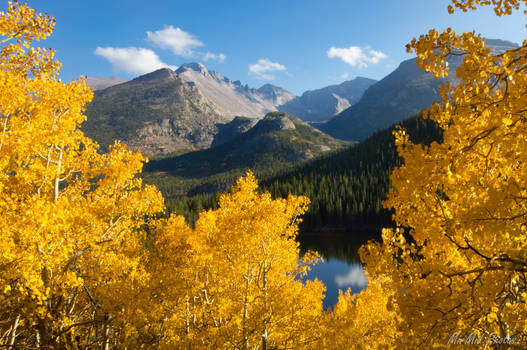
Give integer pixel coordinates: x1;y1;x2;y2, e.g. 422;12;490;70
299;233;378;309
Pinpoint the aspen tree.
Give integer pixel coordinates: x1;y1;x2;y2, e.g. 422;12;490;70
0;2;164;347
358;0;527;348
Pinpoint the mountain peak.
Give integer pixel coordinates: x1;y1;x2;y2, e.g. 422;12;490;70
258;83;281;91
264;111;298;120
278;77;376;122
484;38;519;55
352;76;376;82
485;38;518;48
130;68;177;83
256;85;296;106
174;63;289;118
252;112;299;133
176;62;208;74
86;76;126;91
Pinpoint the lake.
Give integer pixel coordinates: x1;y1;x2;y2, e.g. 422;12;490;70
299;233;379;309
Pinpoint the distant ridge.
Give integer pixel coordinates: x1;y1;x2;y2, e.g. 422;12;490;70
257;84;296;106
278;77;376;122
320;39;519;141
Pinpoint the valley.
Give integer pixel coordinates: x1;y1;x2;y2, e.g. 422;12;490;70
82;54;457;231
81;38;513;313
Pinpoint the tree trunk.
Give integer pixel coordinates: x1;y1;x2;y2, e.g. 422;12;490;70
103;314;111;350
261;260;268;350
243;262;251;350
8;314;20;348
37;318;52;348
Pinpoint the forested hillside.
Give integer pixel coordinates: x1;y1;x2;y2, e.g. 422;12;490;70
165;114;442;231
143;112;347;205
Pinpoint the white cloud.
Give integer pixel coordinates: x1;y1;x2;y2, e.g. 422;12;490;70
203;52;226;63
341;72;349;79
327;46;387;68
146;25;203;57
248;58;286;80
334;264;368;288
94;47;177;75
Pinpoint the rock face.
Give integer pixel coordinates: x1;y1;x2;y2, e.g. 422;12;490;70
86;76;126;91
256;84;297;106
320;39;518;141
250;112;297;134
145;112;349;178
211;117;258;147
175;63;295;118
83;68;228;156
278;77;376;122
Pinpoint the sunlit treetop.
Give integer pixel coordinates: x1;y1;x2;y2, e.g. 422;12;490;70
449;0;524;15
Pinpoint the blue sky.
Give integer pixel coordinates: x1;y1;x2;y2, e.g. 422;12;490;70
23;0;527;95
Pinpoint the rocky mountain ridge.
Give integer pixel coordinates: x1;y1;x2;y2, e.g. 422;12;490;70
84;63;298;157
85;39;517;160
83;68;228;156
175;63;296;118
278;77;376;122
257;84;297;106
320;39;518;141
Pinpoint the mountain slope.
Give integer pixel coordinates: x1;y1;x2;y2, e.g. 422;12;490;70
176;63;295;118
278;77;376;122
261;114;442;231
319;59;459;141
83;64;297;157
83;68;227;156
320;39;518;141
257;84;296;106
86;76;126;91
211;116;258;147
159;114;442;229
144;112;349;195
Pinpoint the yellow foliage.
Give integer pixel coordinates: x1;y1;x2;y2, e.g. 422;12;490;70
141;172;326;349
354;0;527;348
0;1;164;347
0;4;326;346
317;277;401;349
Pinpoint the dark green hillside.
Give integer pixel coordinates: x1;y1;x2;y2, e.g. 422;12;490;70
161;114;442;231
143;112;348;200
263;115;442;231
